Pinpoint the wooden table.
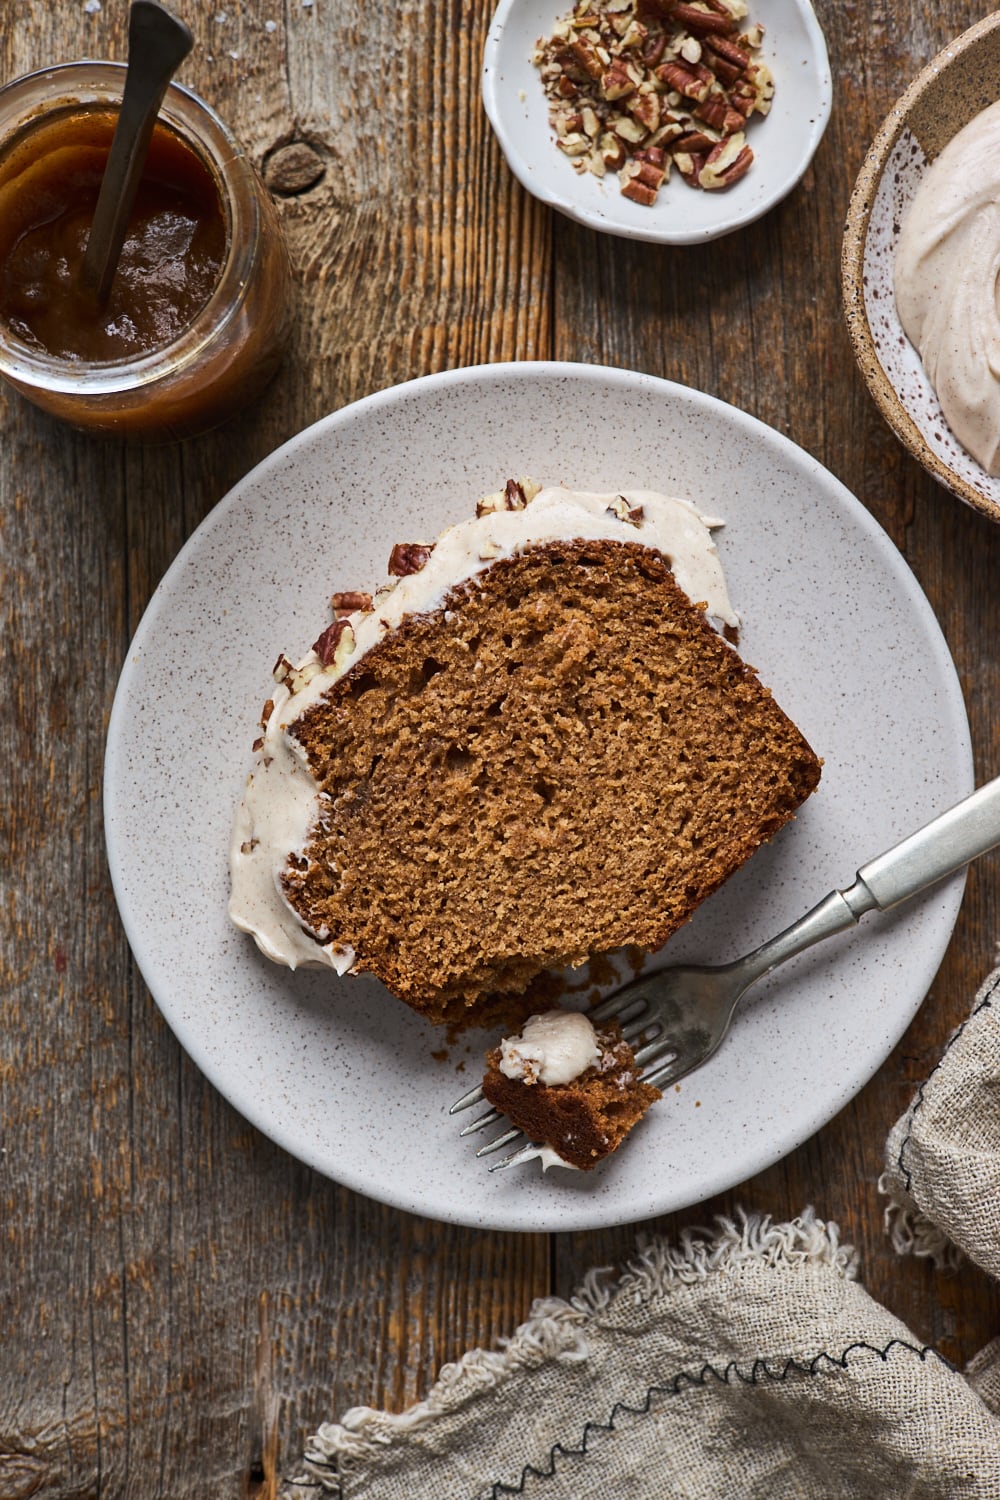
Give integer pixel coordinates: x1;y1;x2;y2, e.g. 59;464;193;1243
3;1;1000;1494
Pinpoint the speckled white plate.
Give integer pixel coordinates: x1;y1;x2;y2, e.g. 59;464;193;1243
482;0;832;244
104;362;971;1232
842;10;1000;523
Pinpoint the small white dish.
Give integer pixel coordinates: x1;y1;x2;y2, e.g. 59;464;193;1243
481;0;832;244
103;362;971;1232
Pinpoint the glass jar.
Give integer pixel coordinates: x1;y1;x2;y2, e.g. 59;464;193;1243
0;62;292;439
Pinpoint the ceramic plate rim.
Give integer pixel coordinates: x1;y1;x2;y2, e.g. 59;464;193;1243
481;0;833;245
104;361;971;1231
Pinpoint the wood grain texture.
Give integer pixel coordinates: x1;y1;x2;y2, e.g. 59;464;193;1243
1;1;999;1496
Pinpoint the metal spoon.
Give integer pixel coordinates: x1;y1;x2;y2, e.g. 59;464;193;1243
81;0;193;303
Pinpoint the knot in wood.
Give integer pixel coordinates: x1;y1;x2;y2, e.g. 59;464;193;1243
263;141;326;196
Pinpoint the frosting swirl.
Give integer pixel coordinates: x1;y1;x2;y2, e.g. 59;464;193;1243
895;100;1000;474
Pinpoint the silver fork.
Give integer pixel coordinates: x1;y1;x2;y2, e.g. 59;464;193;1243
451;774;1000;1170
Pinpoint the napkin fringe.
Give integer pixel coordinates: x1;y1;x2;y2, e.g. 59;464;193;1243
879;1172;966;1271
295;1208;857;1490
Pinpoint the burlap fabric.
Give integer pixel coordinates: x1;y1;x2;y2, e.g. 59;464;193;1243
881;964;1000;1280
287;1211;1000;1497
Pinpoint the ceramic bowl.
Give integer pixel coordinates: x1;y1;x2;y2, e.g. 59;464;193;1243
482;0;832;245
842;10;1000;524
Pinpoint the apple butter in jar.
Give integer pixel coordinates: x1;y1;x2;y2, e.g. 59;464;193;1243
0;63;292;438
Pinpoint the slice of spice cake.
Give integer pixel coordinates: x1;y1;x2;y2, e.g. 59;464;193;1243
229;481;821;1027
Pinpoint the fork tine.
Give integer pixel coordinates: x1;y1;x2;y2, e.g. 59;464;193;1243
642;1053;698;1090
488;1140;542;1172
591;994;649;1027
632;1036;676;1068
621;1016;659;1046
449;1082;485;1114
475;1126;523;1157
459;1106;504;1137
587;991;627;1023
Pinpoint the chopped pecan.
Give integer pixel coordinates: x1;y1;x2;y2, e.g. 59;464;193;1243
569;36;605;79
619;17;648;47
612;113;649;143
639;30;666;66
602;57;637;98
605;494;648;522
698;132;753;188
273;652;321;694
476;477;541;516
703;51;742;85
637;144;667;168
581;104;601;135
627;86;661;132
672;128;719;152
704;32;750;70
670;2;736;34
655;58;712;100
600;130;628;169
694;93;747;134
388;542;434;576
649;115;686;147
620;169;658;205
745;61;774;113
313;616;355;665
331;590;373;616
673;149;707;184
725;85;756;119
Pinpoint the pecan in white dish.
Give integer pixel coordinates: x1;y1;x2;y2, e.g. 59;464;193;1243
533;0;773;204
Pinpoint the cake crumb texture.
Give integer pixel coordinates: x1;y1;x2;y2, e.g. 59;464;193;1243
284;538;821;1024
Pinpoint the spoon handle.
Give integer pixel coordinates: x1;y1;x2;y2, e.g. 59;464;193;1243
81;0;193;303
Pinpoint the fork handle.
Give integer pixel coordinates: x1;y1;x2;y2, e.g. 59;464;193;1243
738;774;1000;987
855;773;1000;909
739;887;865;985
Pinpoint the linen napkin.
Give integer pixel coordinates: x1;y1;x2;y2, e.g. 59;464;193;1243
881;964;1000;1279
285;1206;1000;1499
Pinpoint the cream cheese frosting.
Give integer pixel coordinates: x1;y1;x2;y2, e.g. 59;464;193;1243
498;1009;602;1087
894;100;1000;474
228;482;739;971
